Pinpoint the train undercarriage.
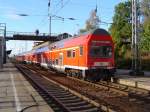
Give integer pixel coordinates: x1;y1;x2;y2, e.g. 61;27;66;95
20;61;115;82
65;68;115;81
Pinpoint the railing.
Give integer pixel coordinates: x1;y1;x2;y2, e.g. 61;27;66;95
6;31;58;37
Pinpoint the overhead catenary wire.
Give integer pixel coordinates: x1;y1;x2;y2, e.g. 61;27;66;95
23;0;114;34
52;0;71;15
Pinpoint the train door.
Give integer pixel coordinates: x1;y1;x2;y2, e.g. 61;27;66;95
59;53;63;65
59;53;63;71
37;54;41;63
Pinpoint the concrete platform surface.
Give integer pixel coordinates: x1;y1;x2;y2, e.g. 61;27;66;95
0;62;54;112
116;69;150;90
116;69;150;76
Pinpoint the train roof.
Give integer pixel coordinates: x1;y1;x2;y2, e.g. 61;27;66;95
92;28;110;35
63;28;112;47
33;28;112;52
17;28;112;56
80;28;110;36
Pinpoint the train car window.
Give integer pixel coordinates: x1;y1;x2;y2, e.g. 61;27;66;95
90;46;112;58
53;60;55;65
55;59;58;65
79;46;83;56
72;50;75;57
41;55;43;63
43;57;46;63
67;50;72;57
49;59;52;65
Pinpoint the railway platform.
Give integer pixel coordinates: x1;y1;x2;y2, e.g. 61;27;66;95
0;61;54;112
115;69;150;90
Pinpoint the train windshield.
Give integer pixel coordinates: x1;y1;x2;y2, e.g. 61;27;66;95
90;46;112;58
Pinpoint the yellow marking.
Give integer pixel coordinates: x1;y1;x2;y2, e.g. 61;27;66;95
49;46;79;52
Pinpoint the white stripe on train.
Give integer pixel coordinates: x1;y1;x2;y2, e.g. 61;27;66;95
40;62;88;71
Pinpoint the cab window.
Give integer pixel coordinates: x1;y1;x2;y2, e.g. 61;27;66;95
90;46;112;58
67;50;72;57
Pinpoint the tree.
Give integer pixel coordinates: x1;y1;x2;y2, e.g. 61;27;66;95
79;7;100;34
109;1;132;59
108;0;150;69
141;0;150;20
140;0;150;52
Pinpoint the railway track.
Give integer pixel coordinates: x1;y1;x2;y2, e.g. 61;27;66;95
16;64;102;112
96;81;150;109
97;80;150;95
16;63;150;112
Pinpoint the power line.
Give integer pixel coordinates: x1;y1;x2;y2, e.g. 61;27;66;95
49;0;63;15
53;0;63;8
53;0;71;15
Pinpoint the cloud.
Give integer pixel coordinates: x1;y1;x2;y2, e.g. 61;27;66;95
6;14;22;20
0;5;22;20
3;10;23;20
0;6;16;10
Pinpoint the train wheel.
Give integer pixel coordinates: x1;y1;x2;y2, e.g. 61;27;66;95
78;71;83;79
85;74;91;81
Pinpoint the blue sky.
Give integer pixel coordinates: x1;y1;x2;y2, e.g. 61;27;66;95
0;0;126;54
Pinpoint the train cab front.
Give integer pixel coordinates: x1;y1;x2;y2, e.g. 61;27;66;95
85;29;116;81
86;42;115;81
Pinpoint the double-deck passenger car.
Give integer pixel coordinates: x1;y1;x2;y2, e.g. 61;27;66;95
16;29;115;81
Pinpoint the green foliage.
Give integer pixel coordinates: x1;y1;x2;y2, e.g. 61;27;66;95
140;18;150;51
109;0;150;69
109;1;132;59
79;29;87;34
79;8;100;34
140;0;150;52
141;0;150;19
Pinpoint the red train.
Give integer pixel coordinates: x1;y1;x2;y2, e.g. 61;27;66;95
16;29;115;81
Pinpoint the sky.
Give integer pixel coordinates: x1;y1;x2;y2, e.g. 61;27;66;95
0;0;126;55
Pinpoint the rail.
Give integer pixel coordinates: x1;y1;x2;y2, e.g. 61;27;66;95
15;63;150;112
16;64;101;112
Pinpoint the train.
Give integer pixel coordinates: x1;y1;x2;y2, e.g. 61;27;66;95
15;29;115;81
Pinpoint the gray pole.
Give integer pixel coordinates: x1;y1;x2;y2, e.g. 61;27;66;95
131;0;144;75
48;0;51;36
131;0;134;71
3;24;6;64
0;23;6;68
49;16;51;36
0;37;3;68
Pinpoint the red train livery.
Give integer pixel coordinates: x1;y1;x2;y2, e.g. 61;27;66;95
16;29;115;81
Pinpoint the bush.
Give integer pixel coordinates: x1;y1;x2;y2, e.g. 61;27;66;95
116;58;150;71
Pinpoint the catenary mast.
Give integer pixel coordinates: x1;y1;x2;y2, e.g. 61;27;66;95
131;0;144;75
